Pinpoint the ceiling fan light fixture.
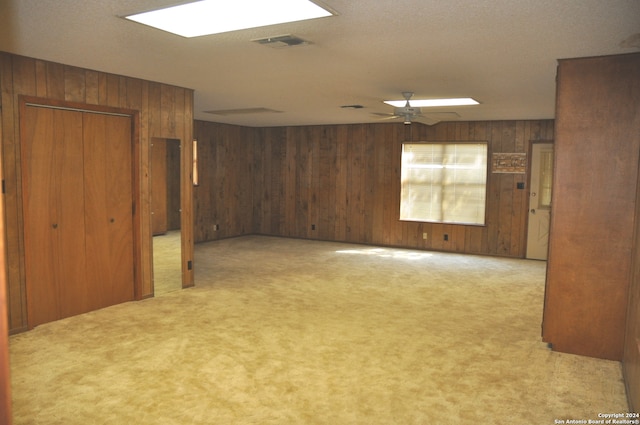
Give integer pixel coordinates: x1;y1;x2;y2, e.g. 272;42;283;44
124;0;334;38
384;97;479;108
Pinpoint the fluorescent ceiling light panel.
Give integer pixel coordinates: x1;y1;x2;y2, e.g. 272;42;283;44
124;0;334;38
384;98;479;107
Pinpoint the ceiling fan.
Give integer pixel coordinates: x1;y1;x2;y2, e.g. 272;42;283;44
373;91;460;125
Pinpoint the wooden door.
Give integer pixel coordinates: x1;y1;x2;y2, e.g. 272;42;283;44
22;106;87;326
22;106;135;327
83;113;135;307
526;143;553;260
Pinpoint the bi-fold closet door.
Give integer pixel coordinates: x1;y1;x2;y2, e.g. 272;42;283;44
21;104;135;328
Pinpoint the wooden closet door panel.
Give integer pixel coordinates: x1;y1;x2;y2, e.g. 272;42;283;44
22;106;60;326
83;113;134;307
102;114;135;306
55;110;90;319
22;106;86;326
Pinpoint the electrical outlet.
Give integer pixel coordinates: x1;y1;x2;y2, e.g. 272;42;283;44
312;224;316;230
422;232;428;240
214;224;219;231
444;234;449;241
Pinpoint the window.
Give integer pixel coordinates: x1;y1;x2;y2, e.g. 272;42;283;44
538;149;553;208
400;142;488;225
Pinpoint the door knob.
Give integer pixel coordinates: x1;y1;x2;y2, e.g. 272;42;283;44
530;209;536;214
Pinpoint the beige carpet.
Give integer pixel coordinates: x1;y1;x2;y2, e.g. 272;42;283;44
9;236;628;424
152;230;183;296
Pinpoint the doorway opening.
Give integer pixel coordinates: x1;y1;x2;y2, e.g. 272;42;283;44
151;138;183;295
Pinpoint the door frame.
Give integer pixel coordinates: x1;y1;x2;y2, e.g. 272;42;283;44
1;91;12;425
19;96;144;310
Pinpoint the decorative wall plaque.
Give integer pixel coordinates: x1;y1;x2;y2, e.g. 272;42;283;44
492;153;526;174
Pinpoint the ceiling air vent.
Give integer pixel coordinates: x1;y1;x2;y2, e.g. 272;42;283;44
252;34;310;48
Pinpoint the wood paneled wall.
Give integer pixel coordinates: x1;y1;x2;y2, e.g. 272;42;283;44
193;120;258;242
0;52;194;332
193;118;554;258
166;141;182;231
252;120;554;256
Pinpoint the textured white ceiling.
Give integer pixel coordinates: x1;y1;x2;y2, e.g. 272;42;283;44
1;0;639;127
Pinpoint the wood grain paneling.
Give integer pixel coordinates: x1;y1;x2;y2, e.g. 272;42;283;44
150;139;181;234
151;140;168;235
192;121;257;242
166;141;181;231
543;53;640;361
0;52;194;332
251;120;553;256
194;119;553;257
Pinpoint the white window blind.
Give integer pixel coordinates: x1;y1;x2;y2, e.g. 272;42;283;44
400;143;488;225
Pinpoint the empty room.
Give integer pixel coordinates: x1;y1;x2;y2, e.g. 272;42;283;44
1;1;639;424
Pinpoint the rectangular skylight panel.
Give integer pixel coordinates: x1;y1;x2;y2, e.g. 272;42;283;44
384;98;479;107
125;0;334;38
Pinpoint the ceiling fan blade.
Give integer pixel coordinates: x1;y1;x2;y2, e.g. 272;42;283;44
371;112;400;121
413;116;439;126
416;111;461;126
